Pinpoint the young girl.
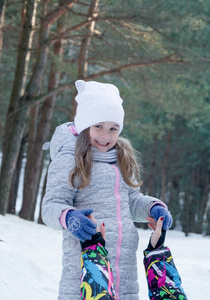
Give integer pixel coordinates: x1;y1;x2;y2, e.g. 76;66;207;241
42;80;172;300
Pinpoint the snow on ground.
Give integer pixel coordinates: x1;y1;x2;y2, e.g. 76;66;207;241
0;214;210;300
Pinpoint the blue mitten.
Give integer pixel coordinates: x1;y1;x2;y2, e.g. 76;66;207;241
66;209;97;242
150;205;173;230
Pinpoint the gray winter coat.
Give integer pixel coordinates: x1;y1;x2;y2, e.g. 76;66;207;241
42;122;165;300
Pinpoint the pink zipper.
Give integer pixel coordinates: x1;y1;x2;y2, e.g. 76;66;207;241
111;165;122;300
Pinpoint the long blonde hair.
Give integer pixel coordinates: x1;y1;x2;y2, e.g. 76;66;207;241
69;128;142;189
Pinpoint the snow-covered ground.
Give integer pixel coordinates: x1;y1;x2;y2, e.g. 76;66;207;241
1;214;210;300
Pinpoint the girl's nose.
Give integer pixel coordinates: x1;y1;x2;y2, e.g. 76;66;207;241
101;131;110;139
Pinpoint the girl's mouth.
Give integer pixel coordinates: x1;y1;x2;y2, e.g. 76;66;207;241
96;141;110;146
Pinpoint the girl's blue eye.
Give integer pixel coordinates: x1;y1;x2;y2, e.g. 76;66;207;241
110;127;118;131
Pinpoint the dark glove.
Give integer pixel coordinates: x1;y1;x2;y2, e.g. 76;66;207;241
150;205;173;230
80;232;106;250
66;209;97;242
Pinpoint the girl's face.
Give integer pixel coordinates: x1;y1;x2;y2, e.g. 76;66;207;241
89;122;119;152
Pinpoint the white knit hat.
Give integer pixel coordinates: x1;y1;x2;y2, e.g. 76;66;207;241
74;80;124;134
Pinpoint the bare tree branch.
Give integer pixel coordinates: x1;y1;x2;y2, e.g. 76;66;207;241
43;0;76;26
28;55;189;108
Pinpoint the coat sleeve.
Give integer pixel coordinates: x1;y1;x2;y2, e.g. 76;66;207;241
128;186;167;222
143;246;188;299
41;154;78;230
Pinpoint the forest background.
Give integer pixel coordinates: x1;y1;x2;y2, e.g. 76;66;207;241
0;0;209;236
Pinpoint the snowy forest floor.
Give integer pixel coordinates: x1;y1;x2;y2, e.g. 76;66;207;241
0;214;210;300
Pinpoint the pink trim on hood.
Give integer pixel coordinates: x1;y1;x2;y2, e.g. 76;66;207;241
68;125;78;136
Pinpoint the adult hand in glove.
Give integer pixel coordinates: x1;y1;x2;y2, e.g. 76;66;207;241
150;204;173;230
66;208;97;242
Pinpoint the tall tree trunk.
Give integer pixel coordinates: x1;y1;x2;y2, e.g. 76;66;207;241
0;0;75;215
0;0;5;64
3;1;37;215
200;170;210;218
19;105;39;219
21;0;38;95
0;0;37;215
147;133;157;196
20;17;66;220
168;175;180;229
182;192;190;237
69;0;99;121
78;0;99;78
161;131;172;203
7;136;26;214
206;208;210;236
38;169;48;224
195;167;209;234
